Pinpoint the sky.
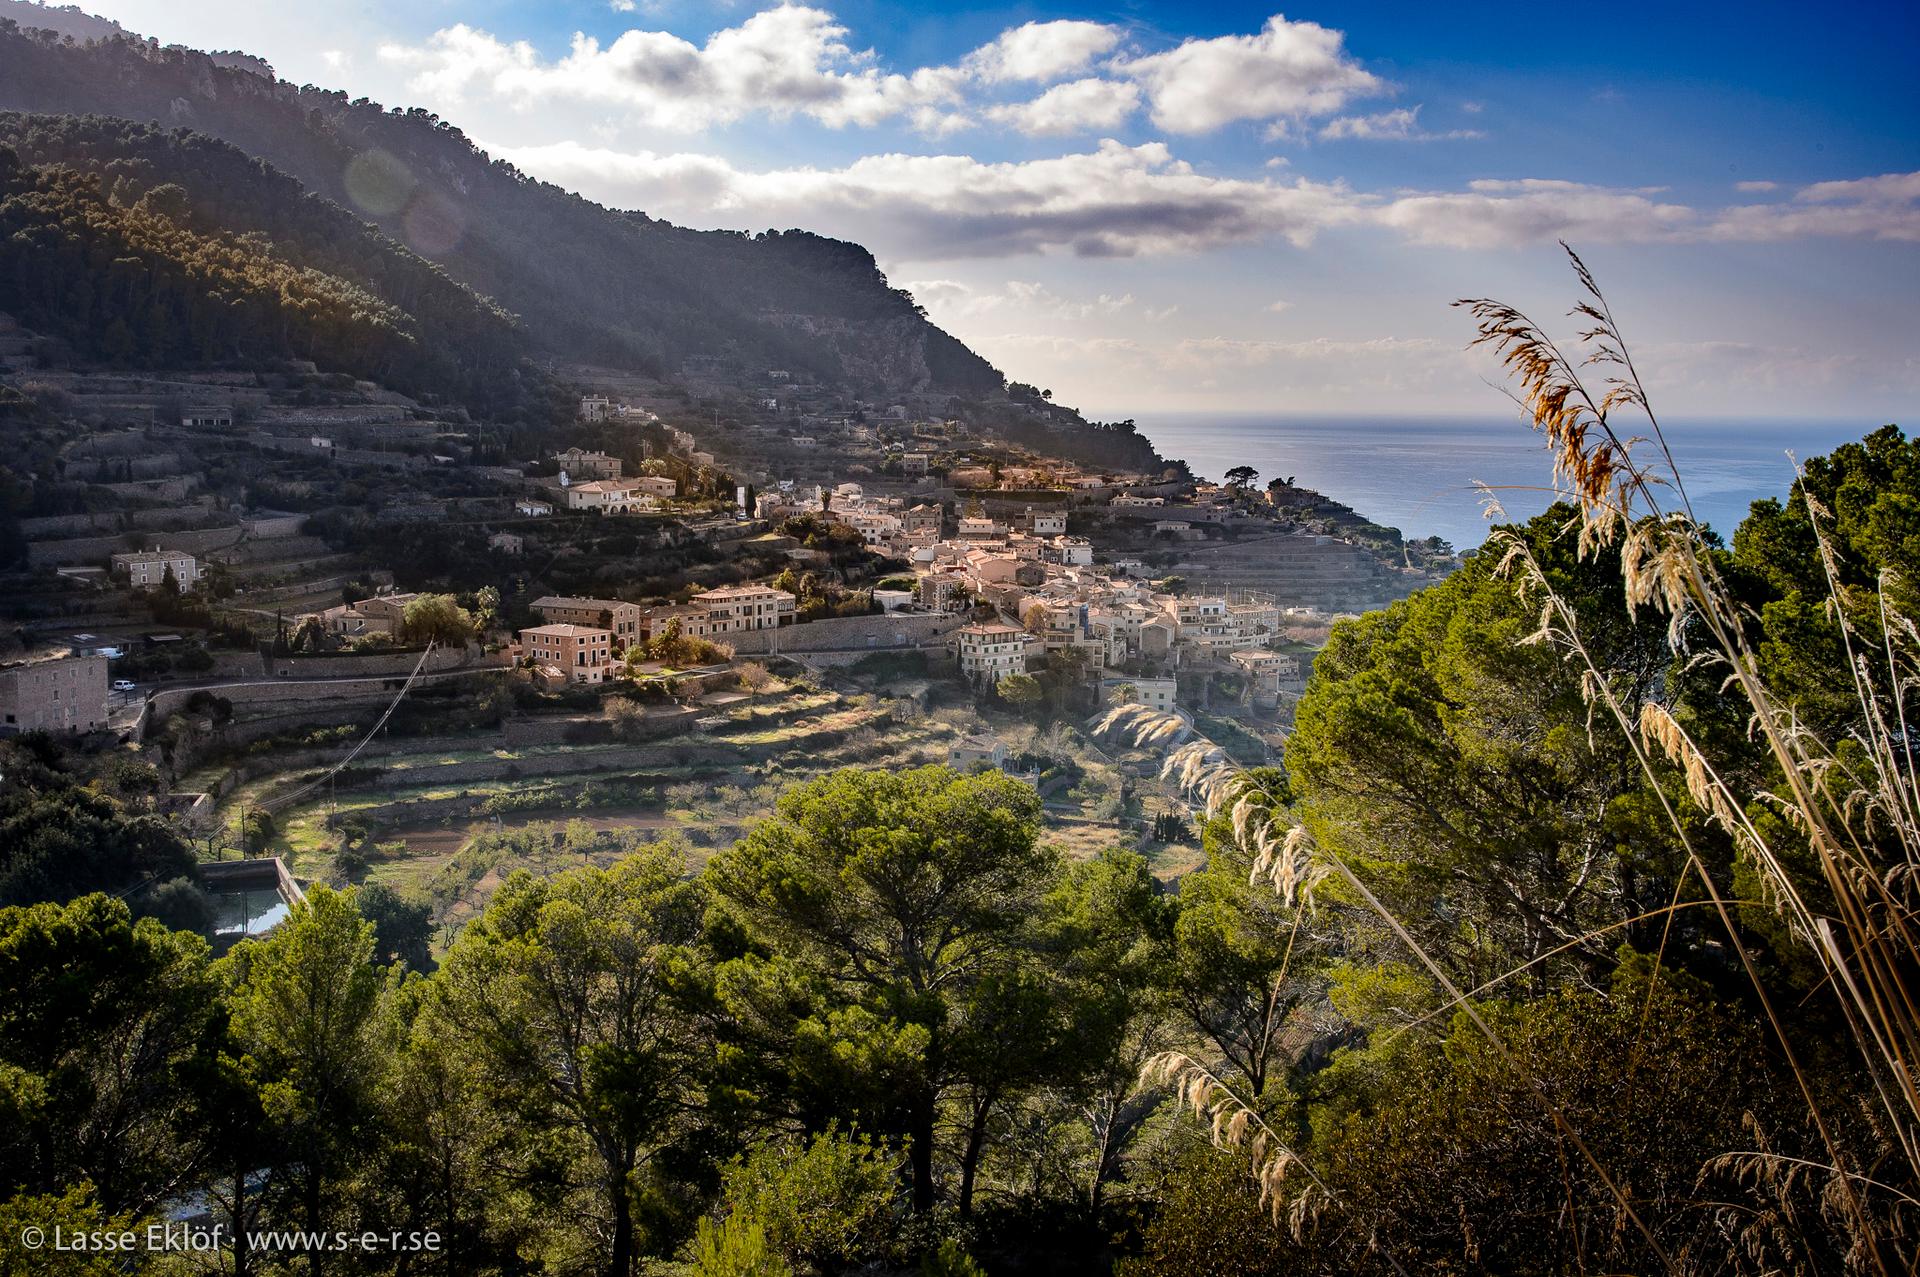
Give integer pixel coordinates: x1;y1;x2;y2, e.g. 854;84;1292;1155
65;0;1920;421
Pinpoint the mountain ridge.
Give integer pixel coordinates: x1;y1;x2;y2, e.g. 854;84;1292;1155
0;1;1006;402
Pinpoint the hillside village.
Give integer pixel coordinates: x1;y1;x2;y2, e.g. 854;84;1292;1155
2;3;1912;1272
0;304;1448;938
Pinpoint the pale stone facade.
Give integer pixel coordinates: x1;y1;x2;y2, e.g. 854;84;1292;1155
0;653;108;735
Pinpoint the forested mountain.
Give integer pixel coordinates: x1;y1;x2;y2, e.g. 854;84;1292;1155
0;6;1006;398
0;116;560;417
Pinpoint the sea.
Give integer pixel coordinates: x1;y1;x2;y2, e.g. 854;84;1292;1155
1125;414;1901;550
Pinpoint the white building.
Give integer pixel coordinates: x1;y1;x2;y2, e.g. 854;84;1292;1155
845;511;903;546
955;623;1029;683
1028;508;1068;536
949;735;1010;770
1045;536;1094;567
111;547;201;591
956;516;1005;541
1165;597;1228;628
566;480;659;514
1102;675;1178;713
1230;647;1300;686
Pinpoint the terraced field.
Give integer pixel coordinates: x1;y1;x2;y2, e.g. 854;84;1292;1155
196;669;1206;942
199;677;968;930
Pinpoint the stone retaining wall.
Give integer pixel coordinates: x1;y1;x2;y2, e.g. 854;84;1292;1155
789;648;942;670
101;476;197;503
144;666;502;729
218;535;332;565
65;453;186;482
20;504;218;537
502;706;697;747
263;646;499;679
28;524;243;567
20;512;121;538
730;612;964;654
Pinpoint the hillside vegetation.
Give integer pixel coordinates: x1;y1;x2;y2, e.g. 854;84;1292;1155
5;418;1916;1274
0;11;1005;398
0;117;558;417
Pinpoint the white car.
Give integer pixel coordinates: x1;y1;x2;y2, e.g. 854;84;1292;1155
95;646;124;659
112;679;139;693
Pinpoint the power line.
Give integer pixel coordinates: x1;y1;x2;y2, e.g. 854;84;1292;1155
254;641;437;815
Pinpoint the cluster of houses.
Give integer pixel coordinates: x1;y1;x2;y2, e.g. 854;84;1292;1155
505;467;1307;708
513;585;797;686
547;449;682;514
752;478;1310;709
576;396;659;427
950;583;1302;709
894;504;1305;709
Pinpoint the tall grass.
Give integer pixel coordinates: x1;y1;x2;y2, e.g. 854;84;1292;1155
1101;247;1917;1271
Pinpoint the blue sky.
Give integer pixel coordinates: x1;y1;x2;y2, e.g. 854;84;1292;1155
73;0;1920;420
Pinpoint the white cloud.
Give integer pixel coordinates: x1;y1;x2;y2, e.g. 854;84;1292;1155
1467;178;1664;194
1797;171;1920;205
983;79;1140;136
1635;340;1874;390
1117;15;1383;134
1267;298;1293;313
1374;182;1696;248
1734;180;1778;192
489;134;1920;261
1707;171;1920;242
1318;105;1482;142
904;277;1155;346
963;20;1122;84
975;332;1476;399
488;137;1366;258
1162;334;1453;370
1377;172;1920;248
375;9;1133;139
377;8;962;132
374;8;1409;140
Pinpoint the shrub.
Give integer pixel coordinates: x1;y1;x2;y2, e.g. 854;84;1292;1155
691;1216;789;1277
715;1127;901;1272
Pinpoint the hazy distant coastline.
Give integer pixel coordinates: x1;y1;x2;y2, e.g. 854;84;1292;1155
1121;413;1896;548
